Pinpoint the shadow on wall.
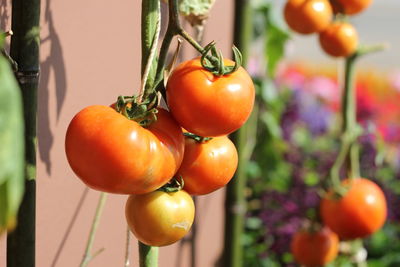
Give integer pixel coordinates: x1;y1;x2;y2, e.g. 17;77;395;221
38;0;67;175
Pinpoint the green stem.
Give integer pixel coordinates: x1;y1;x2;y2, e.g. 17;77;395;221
223;1;253;267
329;45;386;187
139;242;159;267
80;192;107;267
6;0;40;266
124;225;132;267
141;0;161;100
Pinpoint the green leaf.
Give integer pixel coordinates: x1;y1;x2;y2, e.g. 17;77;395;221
0;51;25;233
265;7;290;77
178;0;215;16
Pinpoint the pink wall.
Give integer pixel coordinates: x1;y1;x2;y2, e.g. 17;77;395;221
0;0;234;266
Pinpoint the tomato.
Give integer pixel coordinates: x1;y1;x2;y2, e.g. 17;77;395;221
319;22;358;57
178;135;238;195
65;106;184;194
320;178;387;240
284;0;333;34
166;58;255;137
291;226;339;267
333;0;372;15
125;189;195;246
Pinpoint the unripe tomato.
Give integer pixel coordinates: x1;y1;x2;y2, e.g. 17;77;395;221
178;135;238;195
320;178;387;240
284;0;333;34
291;226;339;267
166;58;255;137
125;189;195;246
319;22;358;57
65;106;184;194
333;0;372;15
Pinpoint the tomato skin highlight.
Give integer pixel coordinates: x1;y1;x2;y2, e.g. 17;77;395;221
178;136;238;195
65;105;184;194
284;0;333;35
125;190;195;246
291;226;339;267
320;178;387;240
166;58;255;137
319;22;358;58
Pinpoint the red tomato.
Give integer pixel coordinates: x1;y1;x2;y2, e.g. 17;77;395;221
178;135;238;195
125;189;195;246
320;178;387;240
291;226;339;267
319;22;358;57
166;58;255;137
333;0;372;15
284;0;333;34
65;106;184;194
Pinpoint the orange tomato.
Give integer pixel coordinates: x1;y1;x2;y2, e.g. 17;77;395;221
65;106;184;194
291;226;339;267
333;0;372;15
320;178;387;240
178;135;238;195
284;0;333;34
319;22;358;57
125;189;195;246
166;58;255;137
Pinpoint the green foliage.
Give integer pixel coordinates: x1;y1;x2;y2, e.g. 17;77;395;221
179;0;215;16
0;41;25;233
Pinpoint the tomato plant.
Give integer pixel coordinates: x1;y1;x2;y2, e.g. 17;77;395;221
65;106;184;194
166;58;255;137
125;189;195;247
320;178;387;240
333;0;372;15
319;22;358;57
291;226;339;267
283;0;333;34
178;135;238;195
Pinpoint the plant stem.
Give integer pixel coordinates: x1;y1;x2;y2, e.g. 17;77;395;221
329;45;386;187
139;242;159;267
80;192;107;267
6;0;40;266
124;225;132;267
223;1;253;267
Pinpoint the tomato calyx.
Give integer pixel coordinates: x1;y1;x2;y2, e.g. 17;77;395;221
183;132;212;143
158;176;184;193
200;41;243;76
116;92;160;127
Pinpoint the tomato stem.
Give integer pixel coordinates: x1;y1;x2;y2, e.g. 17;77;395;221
124;225;132;266
328;44;386;191
80;192;107;267
139;242;159;267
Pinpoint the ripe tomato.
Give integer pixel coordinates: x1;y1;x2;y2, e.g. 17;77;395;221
178;135;238;195
333;0;372;15
166;58;255;137
284;0;333;34
291;226;339;267
320;178;387;240
125;189;195;246
65;106;184;194
319;22;358;57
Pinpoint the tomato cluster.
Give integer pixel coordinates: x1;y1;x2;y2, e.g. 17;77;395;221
283;0;372;57
65;56;254;246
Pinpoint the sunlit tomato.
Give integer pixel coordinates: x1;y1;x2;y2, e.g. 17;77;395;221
284;0;333;34
65;106;184;194
319;22;358;57
125;189;195;246
166;58;255;137
320;178;387;240
178;135;238;195
291;226;339;267
333;0;372;15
